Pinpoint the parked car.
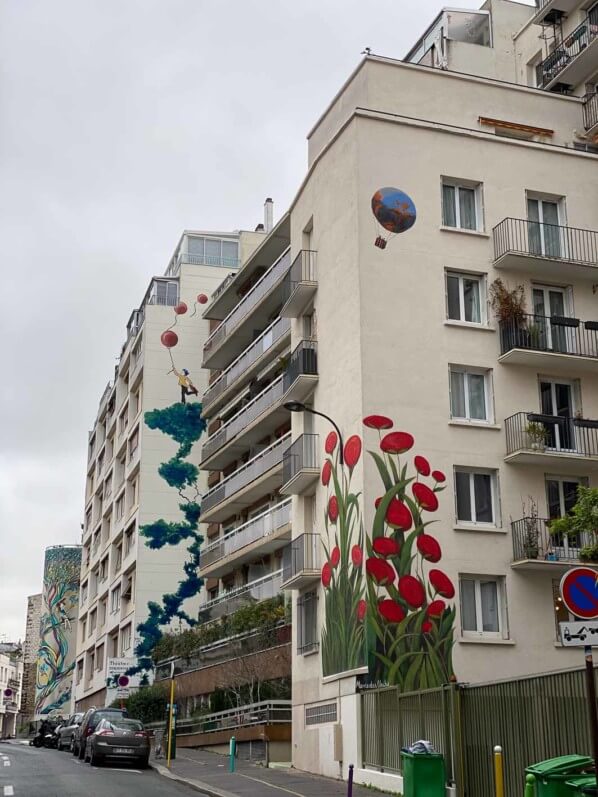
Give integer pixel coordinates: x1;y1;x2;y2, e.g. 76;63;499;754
84;717;150;768
73;707;128;759
57;713;83;751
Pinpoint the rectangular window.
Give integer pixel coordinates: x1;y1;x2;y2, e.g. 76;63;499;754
449;367;491;422
120;624;132;654
446;271;484;324
119;408;128;434
99;599;107;627
442;179;482;231
455;468;498;526
89;610;97;634
96;644;104;671
76;659;84;685
115;545;123;572
129;428;139;458
110;586;121;614
297;591;319;655
459;575;507;638
125;525;136;555
116;494;125;520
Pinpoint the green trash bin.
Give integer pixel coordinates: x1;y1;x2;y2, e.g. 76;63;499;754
401;750;445;797
526;755;594;797
565;775;598;795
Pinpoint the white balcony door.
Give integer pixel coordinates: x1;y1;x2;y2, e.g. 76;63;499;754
539;379;576;452
546;475;584;558
527;198;562;258
532;285;569;352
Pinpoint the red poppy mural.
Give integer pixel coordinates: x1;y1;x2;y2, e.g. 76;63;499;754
321;412;457;689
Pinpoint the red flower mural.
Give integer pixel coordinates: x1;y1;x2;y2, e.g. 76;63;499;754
429;569;455;599
357;600;367;621
422;621;433;634
325;431;338;454
366;557;395;586
399;575;426;608
344;435;362;469
432;470;446;483
372;537;401;557
321;460;332;486
412;482;439;512
380;431;414;454
427;600;446;618
328;496;339;523
414;455;431;476
322;562;332;588
351;545;363;567
363;415;393;430
416;534;442;563
378;599;406;624
386;498;412;531
331;546;340;568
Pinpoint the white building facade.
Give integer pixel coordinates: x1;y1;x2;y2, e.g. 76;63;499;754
0;651;23;738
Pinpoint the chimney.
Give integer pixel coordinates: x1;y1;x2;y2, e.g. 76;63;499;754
255;223;265;232
264;197;274;233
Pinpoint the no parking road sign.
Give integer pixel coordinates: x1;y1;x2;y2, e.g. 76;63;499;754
560;567;598;620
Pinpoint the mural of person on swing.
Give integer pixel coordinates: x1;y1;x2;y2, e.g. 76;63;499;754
173;367;199;404
320;413;456;690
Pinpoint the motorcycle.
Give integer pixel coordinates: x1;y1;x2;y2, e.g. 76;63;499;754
30;722;61;749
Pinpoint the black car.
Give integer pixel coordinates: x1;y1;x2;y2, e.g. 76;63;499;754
85;717;150;768
73;707;128;759
57;713;83;751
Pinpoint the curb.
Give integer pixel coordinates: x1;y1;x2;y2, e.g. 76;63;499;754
150;761;238;797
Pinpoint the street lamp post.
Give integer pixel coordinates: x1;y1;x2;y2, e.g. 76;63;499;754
283;401;344;465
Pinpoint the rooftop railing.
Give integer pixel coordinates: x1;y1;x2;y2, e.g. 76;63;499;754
493;217;598;267
201;499;291;569
203;248;291;358
202;316;290;409
201;434;290;513
499;313;598;359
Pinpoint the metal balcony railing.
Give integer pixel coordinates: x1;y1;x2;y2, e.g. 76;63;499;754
201;434;290;513
201;499;291;568
499;313;598;359
282;434;319;485
211;271;238;302
584;92;598;131
148;700;292;736
202;317;291;409
536;14;598;88
283;340;318;393
505;412;598;457
282;533;320;583
203;248;291;359
201;377;284;462
511;516;583;562
493;218;598;267
154;624;291;680
282;250;317;298
198;570;283;623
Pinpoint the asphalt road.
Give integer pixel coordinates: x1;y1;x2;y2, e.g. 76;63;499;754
0;741;208;797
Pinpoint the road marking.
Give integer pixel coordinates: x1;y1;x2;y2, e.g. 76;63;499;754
4;786;14;796
238;773;305;797
3;760;9;767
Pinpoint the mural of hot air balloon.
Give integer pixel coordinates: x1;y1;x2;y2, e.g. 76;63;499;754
371;187;417;249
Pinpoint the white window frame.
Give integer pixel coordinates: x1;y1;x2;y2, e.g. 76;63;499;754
441;177;484;232
120;624;132;654
459;574;508;640
449;366;493;424
110;586;121;614
445;270;487;325
454;467;500;527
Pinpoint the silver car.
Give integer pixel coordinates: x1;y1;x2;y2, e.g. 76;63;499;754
57;713;84;751
85;717;150;768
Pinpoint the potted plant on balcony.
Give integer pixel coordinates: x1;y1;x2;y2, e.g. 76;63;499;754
549;486;598;563
489;278;527;351
526;421;548;451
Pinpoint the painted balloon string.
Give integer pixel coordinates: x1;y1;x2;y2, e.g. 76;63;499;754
189;292;209;318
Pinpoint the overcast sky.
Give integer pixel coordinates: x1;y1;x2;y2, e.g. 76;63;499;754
0;0;535;642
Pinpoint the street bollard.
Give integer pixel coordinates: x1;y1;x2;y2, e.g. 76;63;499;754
347;763;354;797
494;746;505;797
229;736;236;773
524;773;536;797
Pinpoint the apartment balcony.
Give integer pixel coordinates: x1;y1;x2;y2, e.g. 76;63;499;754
200;377;288;471
197;570;283;624
583;92;598;136
510;515;594;571
202;249;291;369
536;15;598;90
202;316;291;416
282;340;318;404
281;250;317;318
281;434;319;495
200;434;290;523
281;533;320;590
499;313;598;374
199;499;292;578
532;0;584;27
493;218;598;280
505;412;598;470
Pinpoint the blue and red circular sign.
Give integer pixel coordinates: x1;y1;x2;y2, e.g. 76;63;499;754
117;675;129;687
560;567;598;620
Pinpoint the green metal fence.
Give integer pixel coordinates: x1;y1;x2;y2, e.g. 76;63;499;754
361;666;596;797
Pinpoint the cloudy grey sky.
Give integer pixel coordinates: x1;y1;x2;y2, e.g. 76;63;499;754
0;0;534;641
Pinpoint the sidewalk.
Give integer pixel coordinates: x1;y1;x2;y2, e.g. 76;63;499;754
152;747;394;797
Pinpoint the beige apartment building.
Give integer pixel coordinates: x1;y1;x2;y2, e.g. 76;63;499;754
196;0;598;791
74;226;265;711
0;646;22;738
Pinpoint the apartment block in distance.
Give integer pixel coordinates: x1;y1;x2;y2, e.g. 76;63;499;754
196;0;598;791
20;593;42;725
74;225;265;711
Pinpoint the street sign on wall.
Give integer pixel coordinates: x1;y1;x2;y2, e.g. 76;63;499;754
560;621;598;647
560;567;598;620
